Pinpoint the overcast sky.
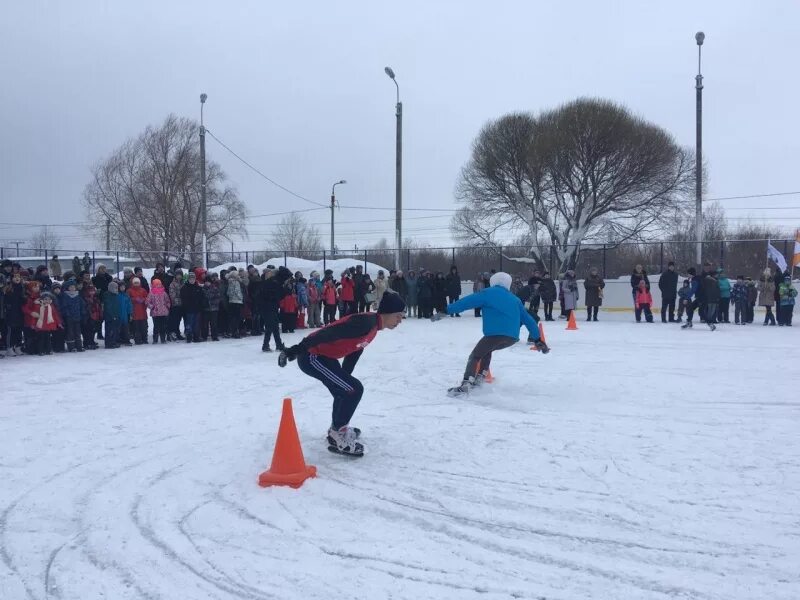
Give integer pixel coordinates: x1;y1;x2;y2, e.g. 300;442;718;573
1;0;798;253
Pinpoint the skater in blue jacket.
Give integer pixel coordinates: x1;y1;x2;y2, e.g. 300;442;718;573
440;272;549;396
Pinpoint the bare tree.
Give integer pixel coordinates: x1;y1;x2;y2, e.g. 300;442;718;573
29;227;62;253
83;114;246;265
453;98;694;273
269;213;322;254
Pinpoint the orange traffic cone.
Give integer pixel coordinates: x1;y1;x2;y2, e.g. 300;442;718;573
531;322;547;350
258;398;317;489
566;310;578;330
475;362;495;383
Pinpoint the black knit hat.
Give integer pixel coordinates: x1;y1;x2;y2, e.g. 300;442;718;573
377;291;406;314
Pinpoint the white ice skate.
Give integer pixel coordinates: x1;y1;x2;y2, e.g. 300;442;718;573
327;426;364;457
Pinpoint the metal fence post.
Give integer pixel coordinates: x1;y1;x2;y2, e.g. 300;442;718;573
364;250;368;272
719;241;725;269
283;251;287;268
245;251;249;266
44;248;49;269
660;242;664;273
452;247;455;265
323;250;326;273
116;252;120;277
407;248;411;272
92;251;96;274
602;244;607;278
499;246;503;272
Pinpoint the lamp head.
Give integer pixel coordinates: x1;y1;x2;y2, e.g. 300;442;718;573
695;32;705;45
338;179;347;184
200;93;207;103
384;67;395;79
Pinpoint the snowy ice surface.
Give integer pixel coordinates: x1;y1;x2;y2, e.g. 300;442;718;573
1;314;799;599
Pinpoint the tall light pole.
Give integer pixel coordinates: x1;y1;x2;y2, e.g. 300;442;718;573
695;32;704;268
385;66;402;270
200;93;208;269
331;179;347;255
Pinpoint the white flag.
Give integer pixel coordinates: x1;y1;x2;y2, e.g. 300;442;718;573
767;241;788;272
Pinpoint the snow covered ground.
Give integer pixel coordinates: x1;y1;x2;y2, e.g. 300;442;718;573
1;314;799;599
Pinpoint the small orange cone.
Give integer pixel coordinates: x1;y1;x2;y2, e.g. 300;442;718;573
258;398;317;489
531;322;547;350
566;310;578;331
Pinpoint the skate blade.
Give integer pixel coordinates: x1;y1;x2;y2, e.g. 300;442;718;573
327;445;364;458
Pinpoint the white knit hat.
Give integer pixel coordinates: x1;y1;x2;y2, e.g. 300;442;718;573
489;272;512;290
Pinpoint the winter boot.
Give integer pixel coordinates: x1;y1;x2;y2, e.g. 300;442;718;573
681;321;693;329
707;322;716;331
327;426;364;457
262;345;272;352
448;378;474;397
152;334;158;344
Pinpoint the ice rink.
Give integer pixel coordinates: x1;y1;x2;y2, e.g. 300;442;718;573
2;314;798;599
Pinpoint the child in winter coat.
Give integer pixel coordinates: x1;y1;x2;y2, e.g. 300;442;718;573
50;282;66;352
746;278;758;324
2;272;25;355
677;279;693;323
146;278;171;343
730;276;748;325
81;285;101;349
128;277;149;344
306;273;321;327
168;270;185;340
32;291;63;355
59;279;86;351
634;280;654;323
322;277;338;325
201;274;221;341
22;280;42;354
102;281;121;348
225;269;244;338
777;275;797;326
117;281;133;345
279;279;298;333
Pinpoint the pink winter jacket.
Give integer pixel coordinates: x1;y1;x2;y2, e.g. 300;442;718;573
146;286;172;317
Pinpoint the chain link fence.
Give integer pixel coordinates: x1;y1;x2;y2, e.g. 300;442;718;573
2;239;795;279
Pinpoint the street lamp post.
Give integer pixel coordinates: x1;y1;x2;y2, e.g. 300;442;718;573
384;67;402;270
331;180;347;255
695;32;704;268
200;93;208;269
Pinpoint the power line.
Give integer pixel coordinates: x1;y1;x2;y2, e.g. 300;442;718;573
338;205;457;213
705;191;800;202
204;129;327;208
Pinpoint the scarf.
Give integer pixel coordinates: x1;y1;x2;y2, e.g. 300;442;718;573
36;300;55;329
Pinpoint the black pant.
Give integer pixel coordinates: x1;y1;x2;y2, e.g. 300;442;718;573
463;335;517;381
7;325;23;349
82;320;98;347
298;351;364;430
587;306;599;320
52;326;65;352
24;328;37;354
356;296;368;313
779;304;794;325
119;320;130;344
130;320;146;344
262;310;282;349
324;304;337;325
530;297;540;318
280;311;295;333
543;302;554;320
661;297;676;322
718;298;730;323
64;319;82;350
734;300;746;323
763;305;775;325
474;307;481;317
153;315;168;341
227;304;242;336
635;304;653;322
37;331;52;354
104;318;120;348
168;306;183;334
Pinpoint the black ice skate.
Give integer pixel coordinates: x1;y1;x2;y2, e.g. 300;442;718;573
448;378;475;397
327;427;364;457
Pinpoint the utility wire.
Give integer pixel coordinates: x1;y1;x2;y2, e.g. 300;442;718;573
204;129;327;208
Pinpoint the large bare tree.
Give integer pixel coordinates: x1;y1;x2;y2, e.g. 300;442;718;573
269;213;322;254
453;98;694;273
29;227;63;253
83;114;246;264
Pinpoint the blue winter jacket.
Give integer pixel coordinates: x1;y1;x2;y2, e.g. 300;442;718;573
718;277;731;299
118;291;133;321
59;291;86;321
446;286;539;340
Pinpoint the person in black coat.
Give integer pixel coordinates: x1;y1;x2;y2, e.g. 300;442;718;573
34;265;53;291
445;265;462;316
179;272;207;342
658;262;679;323
259;266;292;352
417;272;433;319
433;272;448;315
3;272;25;353
538;271;557;321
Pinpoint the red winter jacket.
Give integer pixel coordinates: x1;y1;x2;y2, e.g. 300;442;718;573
32;299;63;332
300;313;381;362
339;277;355;302
23;295;40;328
323;281;337;305
635;288;653;308
279;293;297;313
128;286;149;320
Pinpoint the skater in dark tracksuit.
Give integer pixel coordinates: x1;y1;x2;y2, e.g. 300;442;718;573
440;272;549;396
278;292;407;456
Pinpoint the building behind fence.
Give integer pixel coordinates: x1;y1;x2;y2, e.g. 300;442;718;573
2;238;796;280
